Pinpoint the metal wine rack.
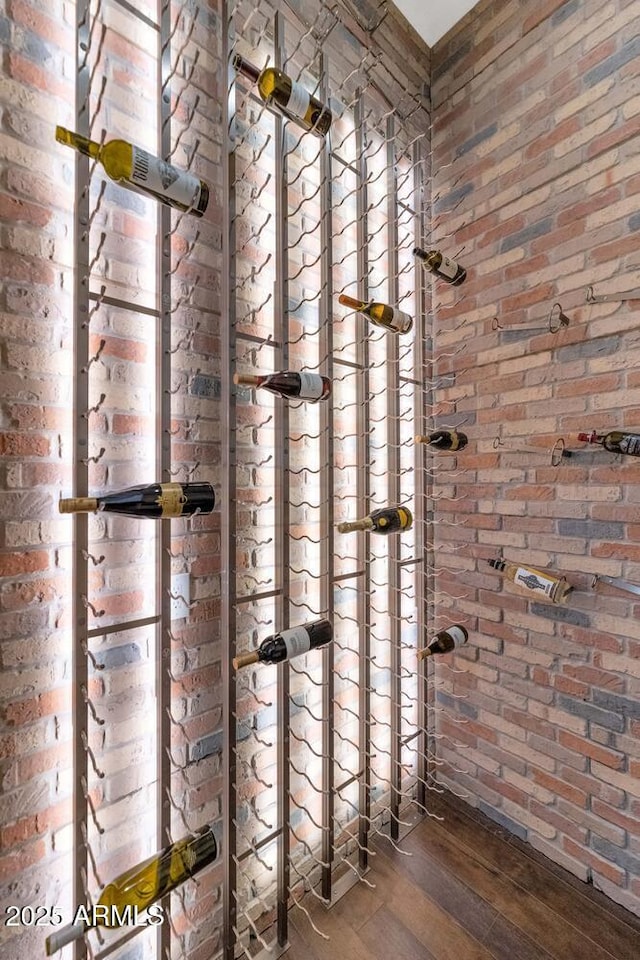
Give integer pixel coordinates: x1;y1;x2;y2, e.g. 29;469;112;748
65;0;468;958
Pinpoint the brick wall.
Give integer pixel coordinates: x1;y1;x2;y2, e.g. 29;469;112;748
431;0;640;917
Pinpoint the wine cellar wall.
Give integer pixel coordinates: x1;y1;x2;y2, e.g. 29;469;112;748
430;0;640;918
2;1;640;958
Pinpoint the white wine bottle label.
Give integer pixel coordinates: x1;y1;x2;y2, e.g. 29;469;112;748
446;625;467;648
389;308;413;333
619;434;640;455
438;256;459;280
130;147;202;209
297;372;324;400
286;81;311;121
280;626;312;660
514;566;558;598
156;482;188;517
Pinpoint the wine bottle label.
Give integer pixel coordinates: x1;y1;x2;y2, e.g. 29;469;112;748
286;81;311;120
280;626;311;660
438;256;459;280
619;434;640;455
446;626;467;648
130;148;202;210
513;566;559;598
297;372;324;400
156;483;187;517
389;308;413;333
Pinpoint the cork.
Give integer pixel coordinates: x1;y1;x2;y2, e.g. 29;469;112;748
232;651;260;670
336;517;373;533
58;497;99;514
233;373;262;387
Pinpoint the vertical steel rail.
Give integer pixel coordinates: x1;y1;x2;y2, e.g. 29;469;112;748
222;3;239;957
72;4;91;958
385;116;402;842
273;11;291;950
355;91;371;872
156;2;172;955
318;53;335;903
414;138;430;812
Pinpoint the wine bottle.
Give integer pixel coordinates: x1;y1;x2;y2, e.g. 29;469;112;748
233;619;332;669
338;293;413;334
233;370;330;402
337;505;413;535
578;429;640;457
417;624;468;661
415;429;468;451
233;54;331;137
413;247;466;285
58;482;215;519
55;126;209;217
487;557;572;604
45;824;219;955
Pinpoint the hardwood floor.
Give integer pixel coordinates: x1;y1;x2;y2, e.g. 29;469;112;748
282;792;640;960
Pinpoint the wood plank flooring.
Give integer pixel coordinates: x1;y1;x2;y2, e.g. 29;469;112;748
282;792;640;960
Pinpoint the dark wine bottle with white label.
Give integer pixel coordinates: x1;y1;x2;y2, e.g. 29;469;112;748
413;247;466;285
233;619;332;669
233;55;331;137
337;505;412;535
58;482;215;519
55;126;209;216
233;371;330;402
578;430;640;457
417;625;468;661
415;429;468;451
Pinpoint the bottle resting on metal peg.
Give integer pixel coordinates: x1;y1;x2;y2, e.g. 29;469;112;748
233;371;330;402
233;619;332;669
45;824;220;955
487;557;572;604
417;625;469;661
55;126;209;216
413;247;466;285
415;429;468;451
338;294;413;335
58;482;215;519
233;54;332;137
337;505;413;535
578;429;640;457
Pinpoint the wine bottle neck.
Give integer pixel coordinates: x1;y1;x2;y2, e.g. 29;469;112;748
417;647;434;661
233;54;262;84
336;517;374;533
233;651;260;669
56;125;100;160
233;373;263;387
338;294;366;312
59;497;99;514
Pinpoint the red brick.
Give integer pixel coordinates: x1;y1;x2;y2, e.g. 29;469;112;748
524;117;581;160
563;837;625;886
558;732;625;770
0;432;50;458
0;551;49;577
532;770;588;808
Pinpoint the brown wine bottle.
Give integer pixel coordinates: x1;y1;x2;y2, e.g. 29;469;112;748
413;247;466;285
234;371;330;402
